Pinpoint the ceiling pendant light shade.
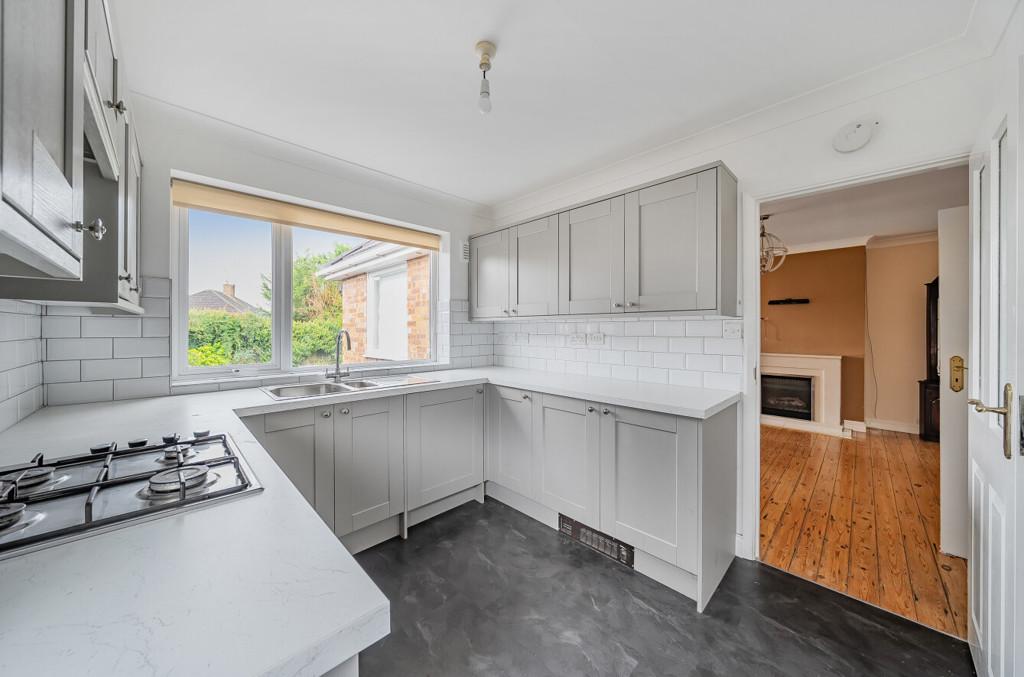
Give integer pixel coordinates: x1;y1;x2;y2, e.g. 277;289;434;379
475;41;495;114
759;214;788;273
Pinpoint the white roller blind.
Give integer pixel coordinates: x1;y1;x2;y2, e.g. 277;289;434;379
172;179;440;251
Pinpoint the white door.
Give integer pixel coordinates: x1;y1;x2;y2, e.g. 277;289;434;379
966;126;1018;677
509;215;558;317
624;169;718;312
558;196;625;314
469;230;509;319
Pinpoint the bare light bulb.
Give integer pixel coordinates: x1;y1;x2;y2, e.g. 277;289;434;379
478;76;491;114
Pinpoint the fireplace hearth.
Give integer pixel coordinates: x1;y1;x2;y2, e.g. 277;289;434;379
762;375;813;421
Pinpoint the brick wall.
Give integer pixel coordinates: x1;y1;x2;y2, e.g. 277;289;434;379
341;273;367;362
406;255;430;360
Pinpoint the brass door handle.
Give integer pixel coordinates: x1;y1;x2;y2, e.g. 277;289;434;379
968;382;1014;459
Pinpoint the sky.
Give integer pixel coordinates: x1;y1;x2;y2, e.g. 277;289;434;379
188;209;366;310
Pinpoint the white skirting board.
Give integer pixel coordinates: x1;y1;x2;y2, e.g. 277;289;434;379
760;414;851;438
865;418;919;434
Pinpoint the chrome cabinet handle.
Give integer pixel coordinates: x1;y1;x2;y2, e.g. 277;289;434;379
321;410;332;418
511;308;518;314
339;408;350;415
119;273;133;282
502;309;509;314
612;303;623;308
476;388;484;394
521;393;530;400
587;406;596;413
968;382;1014;459
105;99;127;115
626;301;638;308
602;408;612;415
74;219;106;241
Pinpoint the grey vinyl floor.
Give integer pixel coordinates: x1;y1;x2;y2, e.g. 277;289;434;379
355;498;974;677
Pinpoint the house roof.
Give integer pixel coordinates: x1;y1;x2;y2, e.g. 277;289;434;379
318;241;427;281
189;289;266;314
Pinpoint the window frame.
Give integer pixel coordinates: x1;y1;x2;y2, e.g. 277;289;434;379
174;206;438;382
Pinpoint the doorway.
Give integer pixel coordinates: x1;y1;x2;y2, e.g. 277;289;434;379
754;165;970;637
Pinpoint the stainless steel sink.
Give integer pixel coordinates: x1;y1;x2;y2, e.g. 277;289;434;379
262;382;350;400
337;379;380;390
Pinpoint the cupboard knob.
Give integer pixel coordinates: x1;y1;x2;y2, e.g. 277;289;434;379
511;308;518;314
587;406;596;413
612;303;622;308
340;408;350;415
119;273;133;282
321;410;331;418
503;309;509;314
602;408;612;415
626;302;638;308
476;388;484;394
105;99;127;115
521;393;530;400
73;219;106;241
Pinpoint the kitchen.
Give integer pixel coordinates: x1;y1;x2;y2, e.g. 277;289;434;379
0;2;1019;676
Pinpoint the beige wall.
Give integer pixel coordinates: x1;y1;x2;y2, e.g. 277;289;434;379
760;247;866;423
865;240;939;430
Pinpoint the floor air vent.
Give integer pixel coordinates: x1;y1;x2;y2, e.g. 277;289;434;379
559;514;634;568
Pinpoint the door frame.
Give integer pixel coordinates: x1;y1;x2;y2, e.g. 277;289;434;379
739;153;969;562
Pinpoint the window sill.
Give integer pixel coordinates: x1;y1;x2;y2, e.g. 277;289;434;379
172;360;449;390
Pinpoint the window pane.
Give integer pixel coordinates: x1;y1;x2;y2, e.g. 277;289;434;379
291;227;364;367
187;210;272;367
312;235;433;368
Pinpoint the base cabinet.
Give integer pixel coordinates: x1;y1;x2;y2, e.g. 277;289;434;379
243;409;318;508
333;397;405;536
532;394;601;526
485;385;536;497
406;385;484;510
598;406;699;571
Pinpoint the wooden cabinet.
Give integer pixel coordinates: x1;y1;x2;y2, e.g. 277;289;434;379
406;385;484;509
509;215;558;316
557;196;625;314
333;397;405;536
598;405;699;570
469;229;509;318
624;169;719;312
533;394;601;526
486;385;536;496
0;0;85;279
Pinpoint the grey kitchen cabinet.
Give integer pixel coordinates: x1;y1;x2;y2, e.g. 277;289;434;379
624;168;734;313
83;0;123;178
532;393;601;526
469;229;509;319
557;196;625;315
244;409;318;508
406;385;484;510
0;0;86;279
485;385;536;497
509;215;558;316
118;117;142;304
333;397;405;536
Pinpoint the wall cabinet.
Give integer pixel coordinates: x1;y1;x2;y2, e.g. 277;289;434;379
470;163;738;319
0;0;86;279
533;393;601;526
485;385;536;497
333;397;405;536
406;385;484;510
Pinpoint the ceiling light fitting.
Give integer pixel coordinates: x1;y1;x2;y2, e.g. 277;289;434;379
832;118;879;153
759;214;788;273
476;41;496;115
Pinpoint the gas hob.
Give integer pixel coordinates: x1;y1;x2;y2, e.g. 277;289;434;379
0;432;261;560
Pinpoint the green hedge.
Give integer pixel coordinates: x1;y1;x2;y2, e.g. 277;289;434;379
188;310;342;367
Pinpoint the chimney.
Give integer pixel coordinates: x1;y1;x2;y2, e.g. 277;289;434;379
223;282;236;298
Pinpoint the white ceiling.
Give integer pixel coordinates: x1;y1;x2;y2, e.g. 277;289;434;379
111;0;975;206
760;164;970;249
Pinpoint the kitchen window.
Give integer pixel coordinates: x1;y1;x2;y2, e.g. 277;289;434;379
174;181;438;379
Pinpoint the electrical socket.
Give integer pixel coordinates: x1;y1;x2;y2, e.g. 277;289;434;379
723;322;743;339
568;333;589;347
587;333;605;346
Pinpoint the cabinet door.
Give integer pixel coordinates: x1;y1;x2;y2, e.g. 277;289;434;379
261;410;317;507
485;385;535;496
469;230;509;319
84;0;122;170
624;169;717;312
599;406;699;572
558;196;625;314
1;0;85;278
406;385;484;509
118;118;141;301
509;215;557;317
334;397;404;536
533;394;601;525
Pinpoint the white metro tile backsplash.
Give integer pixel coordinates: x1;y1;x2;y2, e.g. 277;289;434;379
492;315;744;390
42;277;172;406
0;300;44;432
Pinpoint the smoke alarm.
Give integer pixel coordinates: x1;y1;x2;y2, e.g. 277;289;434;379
832;119;879;153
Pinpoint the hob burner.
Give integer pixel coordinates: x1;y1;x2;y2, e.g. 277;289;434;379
0;502;26;531
147;465;212;494
0;466;55;489
161;445;198;462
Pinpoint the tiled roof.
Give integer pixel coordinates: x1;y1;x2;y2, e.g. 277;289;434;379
188;289;266;314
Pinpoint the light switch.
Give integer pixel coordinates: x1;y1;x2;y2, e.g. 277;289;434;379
587;333;605;346
569;333;588;347
723;322;743;339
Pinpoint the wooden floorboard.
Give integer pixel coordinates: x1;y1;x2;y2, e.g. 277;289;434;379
759;425;967;639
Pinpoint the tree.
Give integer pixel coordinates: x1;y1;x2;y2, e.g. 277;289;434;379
260;242;349;322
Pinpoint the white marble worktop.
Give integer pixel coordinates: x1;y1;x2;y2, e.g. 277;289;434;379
0;367;739;675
